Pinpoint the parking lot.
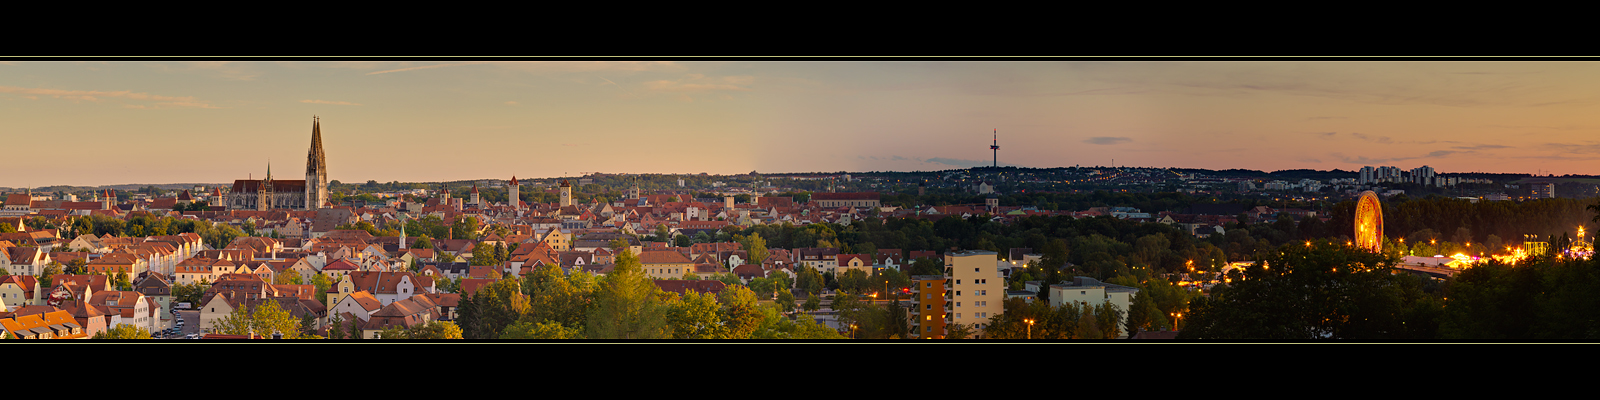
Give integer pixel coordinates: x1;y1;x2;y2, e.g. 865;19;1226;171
152;308;200;339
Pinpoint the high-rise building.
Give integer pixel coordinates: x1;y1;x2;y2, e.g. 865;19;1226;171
945;250;1003;339
1533;182;1556;199
1359;166;1376;185
1411;165;1436;186
909;275;946;339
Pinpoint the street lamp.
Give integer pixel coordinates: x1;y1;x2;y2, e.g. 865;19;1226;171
1171;312;1182;330
1024;318;1034;340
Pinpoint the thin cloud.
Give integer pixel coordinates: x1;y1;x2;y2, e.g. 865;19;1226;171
1349;132;1393;144
1452;144;1510;150
1309;132;1338;138
1542;142;1600;154
0;86;218;108
1344;132;1440;145
925;157;1013;168
300;99;361;106
600;77;639;98
1084;137;1132;145
1335;150;1461;164
646;81;752;92
644;74;754;92
504;101;519;106
367;62;489;75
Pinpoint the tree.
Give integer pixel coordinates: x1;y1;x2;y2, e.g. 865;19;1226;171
65;258;88;275
457;278;527;339
411;235;433;250
1180;239;1423;340
404;321;464;339
838;269;870;294
655;224;672;243
524;263;594;329
803;292;821;312
741;232;770;265
796;266;824;295
776;289;797;313
312;274;333;307
40;262;62;288
172;281;208;305
301;313;318;337
715;272;742;287
586;243;669;339
349;315;362;339
93;324;151;339
328;313;346;340
500;321;585;339
789;313;847;339
719;284;762;339
946;323;975;339
667;290;723;339
211;299;302;339
112;270;131;291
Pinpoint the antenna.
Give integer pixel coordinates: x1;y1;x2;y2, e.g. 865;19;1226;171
989;129;999;168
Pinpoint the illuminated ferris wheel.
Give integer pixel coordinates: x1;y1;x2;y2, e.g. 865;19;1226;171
1355;191;1383;253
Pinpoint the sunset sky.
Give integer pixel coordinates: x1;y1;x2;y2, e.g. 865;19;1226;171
3;60;1598;188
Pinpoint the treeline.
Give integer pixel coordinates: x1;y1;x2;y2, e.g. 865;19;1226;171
1367;197;1595;246
1179;239;1600;340
453;248;844;340
52;215;246;250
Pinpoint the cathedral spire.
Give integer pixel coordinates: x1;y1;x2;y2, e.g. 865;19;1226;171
306;115;329;210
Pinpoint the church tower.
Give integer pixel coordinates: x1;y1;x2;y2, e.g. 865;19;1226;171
470;182;481;206
305;116;329;210
258;163;274;211
508;176;520;210
559;179;573;207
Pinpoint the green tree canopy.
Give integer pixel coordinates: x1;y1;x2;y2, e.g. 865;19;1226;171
93;324;151;339
586;245;669;339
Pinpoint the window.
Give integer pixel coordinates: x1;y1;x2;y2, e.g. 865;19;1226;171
955;291;961;296
1081;291;1086;295
925;304;931;310
956;280;960;284
956;302;960;307
975;268;980;272
925;282;931;288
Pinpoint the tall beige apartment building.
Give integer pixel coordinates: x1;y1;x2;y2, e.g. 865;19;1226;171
945;250;1004;339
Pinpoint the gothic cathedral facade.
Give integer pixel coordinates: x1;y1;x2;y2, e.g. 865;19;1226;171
226;117;330;211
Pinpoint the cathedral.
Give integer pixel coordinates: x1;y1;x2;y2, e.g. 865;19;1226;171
224;117;331;211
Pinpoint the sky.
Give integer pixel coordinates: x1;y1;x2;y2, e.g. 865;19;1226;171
4;60;1600;188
